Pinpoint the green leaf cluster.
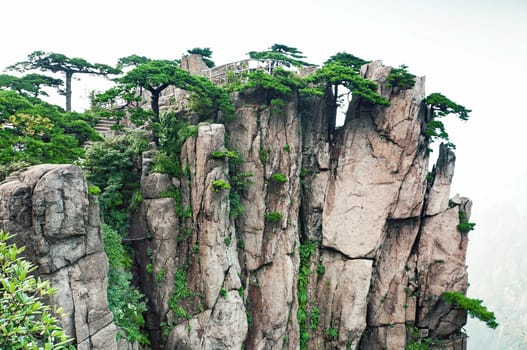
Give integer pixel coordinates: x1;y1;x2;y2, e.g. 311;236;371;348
442;291;498;329
457;210;476;233
424;92;472;148
270;173;287;184
211;179;231;192
187;47;215;68
102;225;148;344
297;240;319;349
0;91;101;180
386;64;416;90
305;62;389;106
0;231;73;349
264;211;282;223
83;131;149;229
248;43;315;68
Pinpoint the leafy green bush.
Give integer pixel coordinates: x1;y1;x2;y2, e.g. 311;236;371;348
0;91;100;174
0;231;73;349
297;240;318;349
88;185;101;196
271;173;287;184
211;179;231;192
102;225;148;345
83;131;149;230
442;291;498;329
325;326;338;340
386;64;416;90
264;211;282;223
457;210;476;233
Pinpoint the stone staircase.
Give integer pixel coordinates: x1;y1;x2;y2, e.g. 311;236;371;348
94;118;117;138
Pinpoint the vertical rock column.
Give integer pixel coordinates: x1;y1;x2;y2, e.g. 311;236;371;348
226;90;303;350
0;164;120;350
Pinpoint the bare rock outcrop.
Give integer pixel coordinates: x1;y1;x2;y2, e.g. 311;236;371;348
0;164;123;349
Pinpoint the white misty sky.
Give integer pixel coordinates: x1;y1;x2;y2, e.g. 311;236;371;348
2;0;526;348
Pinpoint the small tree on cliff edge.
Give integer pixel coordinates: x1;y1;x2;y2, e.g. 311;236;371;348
9;51;120;111
305;52;389;141
0;230;73;349
187;47;215;68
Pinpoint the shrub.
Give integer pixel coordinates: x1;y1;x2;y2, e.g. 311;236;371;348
0;231;73;349
265;211;282;223
457;210;476;233
87;184;101;196
386;64;416;90
103;225;148;344
211;179;231;192
271;173;287;184
442;291;498;329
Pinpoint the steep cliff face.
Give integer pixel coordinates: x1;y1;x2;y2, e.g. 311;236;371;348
0;164;134;350
131;61;471;349
0;60;471;350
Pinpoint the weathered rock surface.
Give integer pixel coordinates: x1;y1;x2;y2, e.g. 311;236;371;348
132;61;471;349
0;164;125;349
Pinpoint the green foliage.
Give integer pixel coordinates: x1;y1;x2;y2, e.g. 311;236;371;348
210;149;239;160
270;173;287;184
102;225;148;344
406;341;430;350
324;52;369;73
283;143;290;152
424;93;471;121
219;288;228;298
0;231;73;349
168;268;191;317
264;211;282;223
423;92;471;148
325;326;339;340
83;131;149;231
248;43;315;68
9;50;119;111
270;98;286;115
442;291;498;329
386;64;416;90
211;179;231;192
244;68;304;96
187;47;215;68
259;148;269;163
297;240;319;349
129;190;143;211
457;210;476;233
306;61;390;107
97;59;233;137
88;185;101;196
0;73;63;98
316;263;325;278
310;306;320;330
0;91;100;179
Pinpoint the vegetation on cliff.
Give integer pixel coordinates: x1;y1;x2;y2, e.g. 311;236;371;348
0;231;73;349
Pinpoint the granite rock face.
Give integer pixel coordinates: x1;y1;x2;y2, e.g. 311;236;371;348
0;164;127;349
133;61;471;349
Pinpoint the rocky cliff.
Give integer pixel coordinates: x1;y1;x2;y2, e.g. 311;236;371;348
128;61;471;349
0;61;471;349
0;164;136;349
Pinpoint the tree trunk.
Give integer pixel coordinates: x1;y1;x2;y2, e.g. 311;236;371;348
65;71;73;112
